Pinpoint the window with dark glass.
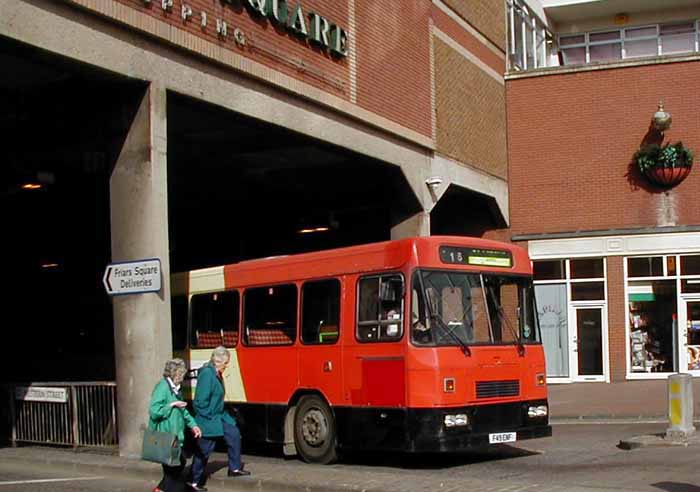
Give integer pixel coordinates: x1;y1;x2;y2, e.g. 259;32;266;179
628;257;663;277
244;285;296;346
681;255;700;275
570;258;604;279
191;291;239;348
570;282;605;301
171;295;188;351
302;279;340;345
533;260;565;280
357;274;404;342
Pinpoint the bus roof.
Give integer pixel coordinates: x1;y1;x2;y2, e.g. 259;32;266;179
171;236;531;296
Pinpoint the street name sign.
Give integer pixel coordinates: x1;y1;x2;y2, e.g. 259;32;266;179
103;258;162;296
16;386;68;403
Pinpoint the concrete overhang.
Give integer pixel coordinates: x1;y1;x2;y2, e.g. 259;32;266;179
542;0;700;24
426;154;509;226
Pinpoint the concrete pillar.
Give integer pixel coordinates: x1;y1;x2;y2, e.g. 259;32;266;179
110;84;173;458
391;211;430;239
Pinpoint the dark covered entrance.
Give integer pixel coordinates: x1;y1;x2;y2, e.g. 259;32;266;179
0;35;423;383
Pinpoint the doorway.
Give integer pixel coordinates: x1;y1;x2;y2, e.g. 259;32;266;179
571;306;607;381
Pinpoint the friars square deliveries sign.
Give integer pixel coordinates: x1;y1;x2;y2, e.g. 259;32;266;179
103;259;162;296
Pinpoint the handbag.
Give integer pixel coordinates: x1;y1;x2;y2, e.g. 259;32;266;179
142;428;181;466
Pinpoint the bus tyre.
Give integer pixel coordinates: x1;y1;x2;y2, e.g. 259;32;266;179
294;395;338;464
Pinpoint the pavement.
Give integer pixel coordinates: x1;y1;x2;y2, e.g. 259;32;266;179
1;381;697;492
547;379;699;422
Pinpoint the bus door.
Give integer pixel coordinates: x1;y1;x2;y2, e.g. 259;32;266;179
298;279;344;402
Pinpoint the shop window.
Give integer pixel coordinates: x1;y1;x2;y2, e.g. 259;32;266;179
301;279;340;345
628;280;677;373
533;260;565;280
535;284;569;378
357;274;404;342
681;280;700;294
571;282;605;301
244;285;296;346
628;257;663;277
171;295;188;351
191;291;239;348
570;258;604;279
680;255;700;275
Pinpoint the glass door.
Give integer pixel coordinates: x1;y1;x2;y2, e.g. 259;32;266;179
572;307;605;381
679;299;700;373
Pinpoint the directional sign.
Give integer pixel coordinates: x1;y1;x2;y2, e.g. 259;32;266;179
103;258;162;296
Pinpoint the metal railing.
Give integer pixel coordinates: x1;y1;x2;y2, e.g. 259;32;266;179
5;382;117;448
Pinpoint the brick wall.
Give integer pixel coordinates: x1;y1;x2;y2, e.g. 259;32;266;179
435;37;507;179
113;0;350;98
441;0;505;52
354;0;432;138
606;256;626;381
507;60;700;237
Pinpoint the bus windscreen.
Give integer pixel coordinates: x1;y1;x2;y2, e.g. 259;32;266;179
411;270;540;347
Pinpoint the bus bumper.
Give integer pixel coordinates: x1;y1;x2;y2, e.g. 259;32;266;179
407;399;552;453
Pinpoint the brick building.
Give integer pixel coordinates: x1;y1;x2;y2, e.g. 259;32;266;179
506;0;700;384
0;0;511;455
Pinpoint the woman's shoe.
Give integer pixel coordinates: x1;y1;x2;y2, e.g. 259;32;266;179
227;469;251;477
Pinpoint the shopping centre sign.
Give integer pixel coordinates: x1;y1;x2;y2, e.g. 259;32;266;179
147;0;349;57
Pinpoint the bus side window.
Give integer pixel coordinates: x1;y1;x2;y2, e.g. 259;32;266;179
357;274;404;342
301;279;340;345
171;295;188;351
190;291;240;348
243;284;297;346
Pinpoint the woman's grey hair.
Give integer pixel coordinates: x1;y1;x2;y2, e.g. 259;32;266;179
163;358;187;379
210;346;231;365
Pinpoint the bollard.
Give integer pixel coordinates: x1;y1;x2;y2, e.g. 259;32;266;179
666;373;695;441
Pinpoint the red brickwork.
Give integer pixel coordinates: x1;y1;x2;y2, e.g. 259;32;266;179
354;0;432;138
507;61;700;237
431;4;505;74
441;0;505;52
113;0;350;97
606;256;626;382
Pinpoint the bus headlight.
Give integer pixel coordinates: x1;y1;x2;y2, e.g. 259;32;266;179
527;405;548;418
444;414;469;427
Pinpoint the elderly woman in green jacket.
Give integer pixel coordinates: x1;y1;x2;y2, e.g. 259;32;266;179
188;346;250;491
149;358;202;492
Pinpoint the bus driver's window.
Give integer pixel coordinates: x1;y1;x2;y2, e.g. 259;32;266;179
357;274;404;342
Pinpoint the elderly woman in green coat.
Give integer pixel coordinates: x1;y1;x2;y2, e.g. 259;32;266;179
188;346;249;491
149;358;202;492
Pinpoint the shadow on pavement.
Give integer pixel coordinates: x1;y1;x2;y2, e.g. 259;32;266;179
652;482;700;492
240;441;538;470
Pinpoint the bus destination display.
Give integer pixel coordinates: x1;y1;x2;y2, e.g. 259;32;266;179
439;246;513;268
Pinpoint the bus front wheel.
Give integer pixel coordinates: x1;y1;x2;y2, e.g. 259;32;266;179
293;395;338;464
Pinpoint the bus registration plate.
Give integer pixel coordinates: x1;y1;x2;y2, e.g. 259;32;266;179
489;432;516;444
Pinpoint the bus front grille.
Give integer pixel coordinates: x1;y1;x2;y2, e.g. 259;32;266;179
476;380;520;398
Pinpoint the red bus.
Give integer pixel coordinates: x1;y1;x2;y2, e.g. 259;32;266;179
171;236;551;463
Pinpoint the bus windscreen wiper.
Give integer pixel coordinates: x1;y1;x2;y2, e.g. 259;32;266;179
417;270;471;356
486;285;526;356
430;314;471;356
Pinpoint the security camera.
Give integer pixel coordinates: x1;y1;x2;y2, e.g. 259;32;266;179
425;177;443;187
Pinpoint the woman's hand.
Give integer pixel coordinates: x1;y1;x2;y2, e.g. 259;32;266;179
192;426;202;438
170;400;187;409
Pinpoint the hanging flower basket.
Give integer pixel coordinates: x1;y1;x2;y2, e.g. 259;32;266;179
635;141;694;188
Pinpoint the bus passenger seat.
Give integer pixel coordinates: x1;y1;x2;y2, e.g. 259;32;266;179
196;330;223;348
222;330;239;347
248;329;292;345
